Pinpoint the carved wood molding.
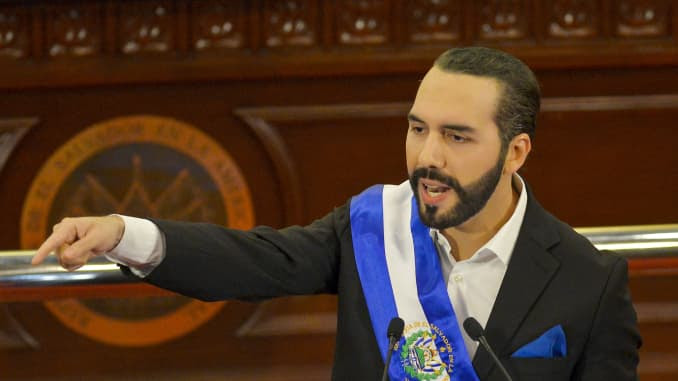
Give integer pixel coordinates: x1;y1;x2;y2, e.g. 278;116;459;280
235;299;673;337
635;302;678;324
235;296;337;337
638;352;678;375
0;0;671;58
542;94;678;112
0;0;676;88
233;109;304;225
237;102;406;122
0;305;39;350
17;365;333;381
0;117;37;174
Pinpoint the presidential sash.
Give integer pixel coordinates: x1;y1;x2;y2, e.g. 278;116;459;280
350;181;479;381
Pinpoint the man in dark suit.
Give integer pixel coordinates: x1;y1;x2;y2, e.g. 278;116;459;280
34;47;640;380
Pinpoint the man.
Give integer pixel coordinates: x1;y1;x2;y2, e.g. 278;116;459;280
33;47;640;380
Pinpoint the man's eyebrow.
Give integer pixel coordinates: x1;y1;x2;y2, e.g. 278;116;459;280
408;113;475;134
441;124;475;134
407;113;425;124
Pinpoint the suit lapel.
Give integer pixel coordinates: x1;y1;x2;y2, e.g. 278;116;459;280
472;192;561;380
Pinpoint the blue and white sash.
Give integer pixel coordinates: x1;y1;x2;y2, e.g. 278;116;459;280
350;181;479;381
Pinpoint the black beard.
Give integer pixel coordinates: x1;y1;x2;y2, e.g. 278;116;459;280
409;153;505;229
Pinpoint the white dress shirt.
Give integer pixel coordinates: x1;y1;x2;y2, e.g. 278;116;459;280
106;176;528;358
433;175;527;358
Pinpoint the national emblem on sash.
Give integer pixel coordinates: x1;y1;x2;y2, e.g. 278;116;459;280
398;322;454;381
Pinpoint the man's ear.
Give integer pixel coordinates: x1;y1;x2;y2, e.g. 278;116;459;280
504;133;531;174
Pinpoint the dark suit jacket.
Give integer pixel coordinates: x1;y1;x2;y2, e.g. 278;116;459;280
141;188;641;381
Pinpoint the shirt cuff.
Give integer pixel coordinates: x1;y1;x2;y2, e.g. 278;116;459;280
104;215;165;278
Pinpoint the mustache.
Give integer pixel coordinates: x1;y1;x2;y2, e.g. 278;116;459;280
409;167;466;197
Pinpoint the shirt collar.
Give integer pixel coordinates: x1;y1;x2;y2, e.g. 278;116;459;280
430;174;528;266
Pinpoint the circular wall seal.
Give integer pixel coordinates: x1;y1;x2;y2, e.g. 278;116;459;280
20;115;255;347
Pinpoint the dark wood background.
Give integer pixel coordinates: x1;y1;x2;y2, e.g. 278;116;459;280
1;1;677;380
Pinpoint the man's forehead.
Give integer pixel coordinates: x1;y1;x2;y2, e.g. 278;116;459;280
418;66;501;94
410;67;501;125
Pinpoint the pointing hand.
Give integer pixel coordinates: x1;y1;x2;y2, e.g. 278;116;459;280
32;215;125;271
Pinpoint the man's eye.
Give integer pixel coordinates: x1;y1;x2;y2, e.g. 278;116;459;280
447;133;466;142
411;126;425;134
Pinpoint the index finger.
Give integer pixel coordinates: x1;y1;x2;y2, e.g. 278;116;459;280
32;228;74;265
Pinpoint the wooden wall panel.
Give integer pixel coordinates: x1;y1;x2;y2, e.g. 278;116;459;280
630;272;678;381
2;298;336;380
0;1;676;380
529;95;678;226
237;95;678;227
0;118;35;175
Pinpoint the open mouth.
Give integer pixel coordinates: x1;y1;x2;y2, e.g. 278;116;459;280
419;180;451;204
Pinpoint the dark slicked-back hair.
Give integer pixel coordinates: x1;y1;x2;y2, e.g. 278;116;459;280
434;46;541;145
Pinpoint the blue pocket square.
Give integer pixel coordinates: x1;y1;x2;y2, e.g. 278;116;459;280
511;325;567;358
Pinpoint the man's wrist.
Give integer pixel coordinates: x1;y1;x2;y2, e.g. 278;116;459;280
109;214;126;251
104;215;165;278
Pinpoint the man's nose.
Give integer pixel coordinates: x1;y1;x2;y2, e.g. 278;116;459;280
418;134;446;168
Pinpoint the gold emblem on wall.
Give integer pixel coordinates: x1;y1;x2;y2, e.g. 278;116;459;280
20;115;254;347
